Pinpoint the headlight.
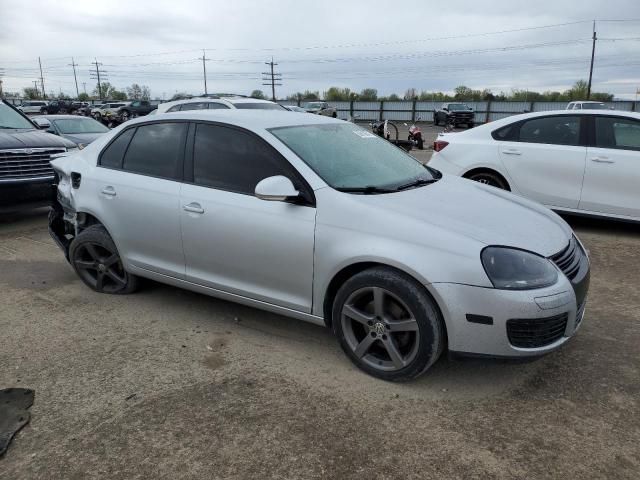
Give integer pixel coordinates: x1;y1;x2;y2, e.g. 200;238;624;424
481;247;558;290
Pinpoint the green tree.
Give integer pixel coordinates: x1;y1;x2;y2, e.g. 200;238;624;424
93;82;127;100
359;88;378;101
78;92;90;101
141;86;151;100
22;87;41;99
126;83;143;100
454;85;473;100
250;89;266;99
387;93;401;101
324;87;354;101
403;88;417;100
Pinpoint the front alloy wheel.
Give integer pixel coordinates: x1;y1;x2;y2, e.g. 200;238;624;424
333;267;444;381
341;287;420;372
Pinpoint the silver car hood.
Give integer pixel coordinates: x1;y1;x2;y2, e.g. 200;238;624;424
341;175;571;257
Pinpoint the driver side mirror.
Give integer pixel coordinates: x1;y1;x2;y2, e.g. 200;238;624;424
255;175;300;202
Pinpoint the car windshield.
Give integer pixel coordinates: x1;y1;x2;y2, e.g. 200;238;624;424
448;104;469;111
303;102;322;109
233;102;286;110
270;123;436;191
0;103;36;129
53;118;109;134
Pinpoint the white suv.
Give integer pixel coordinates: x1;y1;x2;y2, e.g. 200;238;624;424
18;101;49;114
156;97;286;114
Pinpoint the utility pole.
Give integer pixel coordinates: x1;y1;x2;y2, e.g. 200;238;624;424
69;57;80;98
33;80;40;98
38;56;46;99
90;58;107;100
262;57;282;101
587;20;597;100
82;82;87;94
199;49;209;95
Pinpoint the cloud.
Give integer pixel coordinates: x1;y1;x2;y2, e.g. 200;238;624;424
1;0;639;98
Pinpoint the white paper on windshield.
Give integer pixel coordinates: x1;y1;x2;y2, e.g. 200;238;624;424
353;130;377;138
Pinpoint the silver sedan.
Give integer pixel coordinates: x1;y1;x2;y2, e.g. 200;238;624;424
49;111;590;380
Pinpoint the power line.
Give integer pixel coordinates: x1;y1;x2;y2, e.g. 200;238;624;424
262;58;282;101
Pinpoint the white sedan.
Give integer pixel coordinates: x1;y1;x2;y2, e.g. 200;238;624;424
429;110;640;222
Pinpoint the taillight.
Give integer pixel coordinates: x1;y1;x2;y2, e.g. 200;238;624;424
433;140;449;152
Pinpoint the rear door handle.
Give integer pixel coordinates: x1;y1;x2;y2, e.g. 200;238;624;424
183;202;204;214
101;186;116;197
502;149;521;155
590;157;615;163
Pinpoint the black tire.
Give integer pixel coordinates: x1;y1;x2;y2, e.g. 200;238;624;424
417;137;424;150
69;225;139;294
40;109;48;115
467;123;474;129
332;112;337;118
332;267;445;381
433;114;439;126
466;170;509;190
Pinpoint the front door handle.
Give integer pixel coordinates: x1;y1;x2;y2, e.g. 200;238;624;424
502;149;521;155
101;186;116;197
590;157;615;164
183;202;204;214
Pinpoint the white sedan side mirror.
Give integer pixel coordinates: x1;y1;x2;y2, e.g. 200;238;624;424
255;175;300;202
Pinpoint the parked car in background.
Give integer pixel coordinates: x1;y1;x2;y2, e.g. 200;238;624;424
155;96;287;114
429;110;640;222
49;109;588;381
116;100;157;120
434;103;475;128
92;103;128;119
18;101;49;114
32;115;110;149
566;101;610;110
0;100;77;211
302;101;337;117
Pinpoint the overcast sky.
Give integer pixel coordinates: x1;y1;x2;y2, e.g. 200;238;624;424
1;0;639;99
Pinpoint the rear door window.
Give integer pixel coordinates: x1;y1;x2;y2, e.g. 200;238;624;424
518;116;581;146
100;128;135;169
122;123;187;180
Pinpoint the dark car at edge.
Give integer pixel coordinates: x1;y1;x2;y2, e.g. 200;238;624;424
0;100;77;211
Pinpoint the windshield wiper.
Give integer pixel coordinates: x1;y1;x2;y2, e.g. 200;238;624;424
395;177;439;191
335;185;396;194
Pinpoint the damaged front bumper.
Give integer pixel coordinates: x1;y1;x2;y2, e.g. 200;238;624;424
48;170;77;261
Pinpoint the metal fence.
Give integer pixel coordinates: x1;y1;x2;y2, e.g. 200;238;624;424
5;96;638;122
283;100;638;122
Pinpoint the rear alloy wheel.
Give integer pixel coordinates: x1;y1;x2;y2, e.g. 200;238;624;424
333;267;444;381
120;110;130;121
69;225;139;294
467;171;508;190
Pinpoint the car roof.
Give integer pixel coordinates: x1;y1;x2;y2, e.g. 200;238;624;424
123;109;342;130
226;98;277;105
487;109;639;127
33;115;95;120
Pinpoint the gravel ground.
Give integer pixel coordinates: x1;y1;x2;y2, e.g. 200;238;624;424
0;192;639;478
